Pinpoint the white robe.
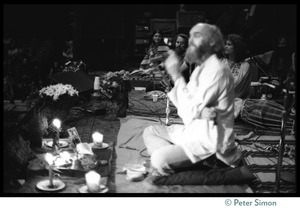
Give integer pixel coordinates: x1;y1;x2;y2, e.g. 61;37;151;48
167;54;241;166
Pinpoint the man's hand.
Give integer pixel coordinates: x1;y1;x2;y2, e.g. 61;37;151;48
200;107;217;120
165;50;181;81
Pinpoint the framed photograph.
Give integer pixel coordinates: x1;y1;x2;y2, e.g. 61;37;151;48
67;127;82;146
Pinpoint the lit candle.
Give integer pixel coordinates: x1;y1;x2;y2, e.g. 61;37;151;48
85;171;101;193
45;153;54;187
94;76;100;90
57;151;71;166
53;118;61;130
92;132;103;147
60;151;71;162
52;118;61;150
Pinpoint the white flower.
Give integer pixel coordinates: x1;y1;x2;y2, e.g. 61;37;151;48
39;83;79;101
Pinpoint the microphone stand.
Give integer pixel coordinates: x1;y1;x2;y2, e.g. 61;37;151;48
165;90;171;126
160;69;171;126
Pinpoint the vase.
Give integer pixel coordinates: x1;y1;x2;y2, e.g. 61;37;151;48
50;107;71;122
40;96;77;122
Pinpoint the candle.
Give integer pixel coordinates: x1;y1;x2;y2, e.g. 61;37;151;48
92;132;103;147
152;94;158;102
53;118;61;129
45;153;54;187
60;151;71;162
52;119;61;149
56;151;71;166
85;171;101;193
94;76;100;90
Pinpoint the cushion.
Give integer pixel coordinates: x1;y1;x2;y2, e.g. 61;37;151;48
147;165;256;185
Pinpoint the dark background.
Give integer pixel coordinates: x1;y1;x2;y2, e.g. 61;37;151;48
4;4;297;71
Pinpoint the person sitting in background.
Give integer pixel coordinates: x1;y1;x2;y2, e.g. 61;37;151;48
172;33;195;83
49;61;62;76
156;33;191;89
139;30;168;71
143;23;241;176
252;34;293;80
62;40;74;61
221;34;251;99
288;51;296;85
248;34;293;100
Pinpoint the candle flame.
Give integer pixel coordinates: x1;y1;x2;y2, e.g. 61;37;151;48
92;132;103;141
52;118;61;129
60;151;70;160
45;153;54;165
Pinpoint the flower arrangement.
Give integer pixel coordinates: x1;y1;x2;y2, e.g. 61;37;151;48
96;70;131;117
100;70;131;98
39;83;79;101
39;83;79;121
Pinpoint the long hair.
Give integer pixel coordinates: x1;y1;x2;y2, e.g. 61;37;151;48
149;30;165;46
225;34;248;62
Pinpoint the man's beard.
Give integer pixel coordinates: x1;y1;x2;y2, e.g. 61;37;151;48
185;43;211;64
174;47;185;56
185;45;200;64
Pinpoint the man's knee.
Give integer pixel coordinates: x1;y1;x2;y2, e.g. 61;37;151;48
151;150;168;171
143;125;154;143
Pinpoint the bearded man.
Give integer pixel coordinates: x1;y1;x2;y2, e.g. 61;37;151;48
143;23;242;176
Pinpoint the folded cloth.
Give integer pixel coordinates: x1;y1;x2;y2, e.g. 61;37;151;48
76;143;93;155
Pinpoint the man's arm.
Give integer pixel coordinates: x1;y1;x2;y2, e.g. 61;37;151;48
166;57;221;125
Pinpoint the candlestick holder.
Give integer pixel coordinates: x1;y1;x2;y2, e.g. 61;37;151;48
78;184;108;193
36;179;65;192
52;133;60;153
78;171;108;193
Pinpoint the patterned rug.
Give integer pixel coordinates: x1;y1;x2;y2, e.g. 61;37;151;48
237;134;296;193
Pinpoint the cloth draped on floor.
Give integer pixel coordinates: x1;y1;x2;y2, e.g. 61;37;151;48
108;115;252;193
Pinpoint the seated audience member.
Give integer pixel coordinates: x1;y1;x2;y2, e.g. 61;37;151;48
139;30;167;71
157;33;195;89
221;34;251;99
249;34;293;100
143;23;242;176
157;33;191;89
49;61;62;76
287;51;296;85
62;40;74;61
172;33;195;83
252;34;293;80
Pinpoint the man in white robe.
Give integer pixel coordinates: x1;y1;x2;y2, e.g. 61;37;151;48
143;23;242;176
